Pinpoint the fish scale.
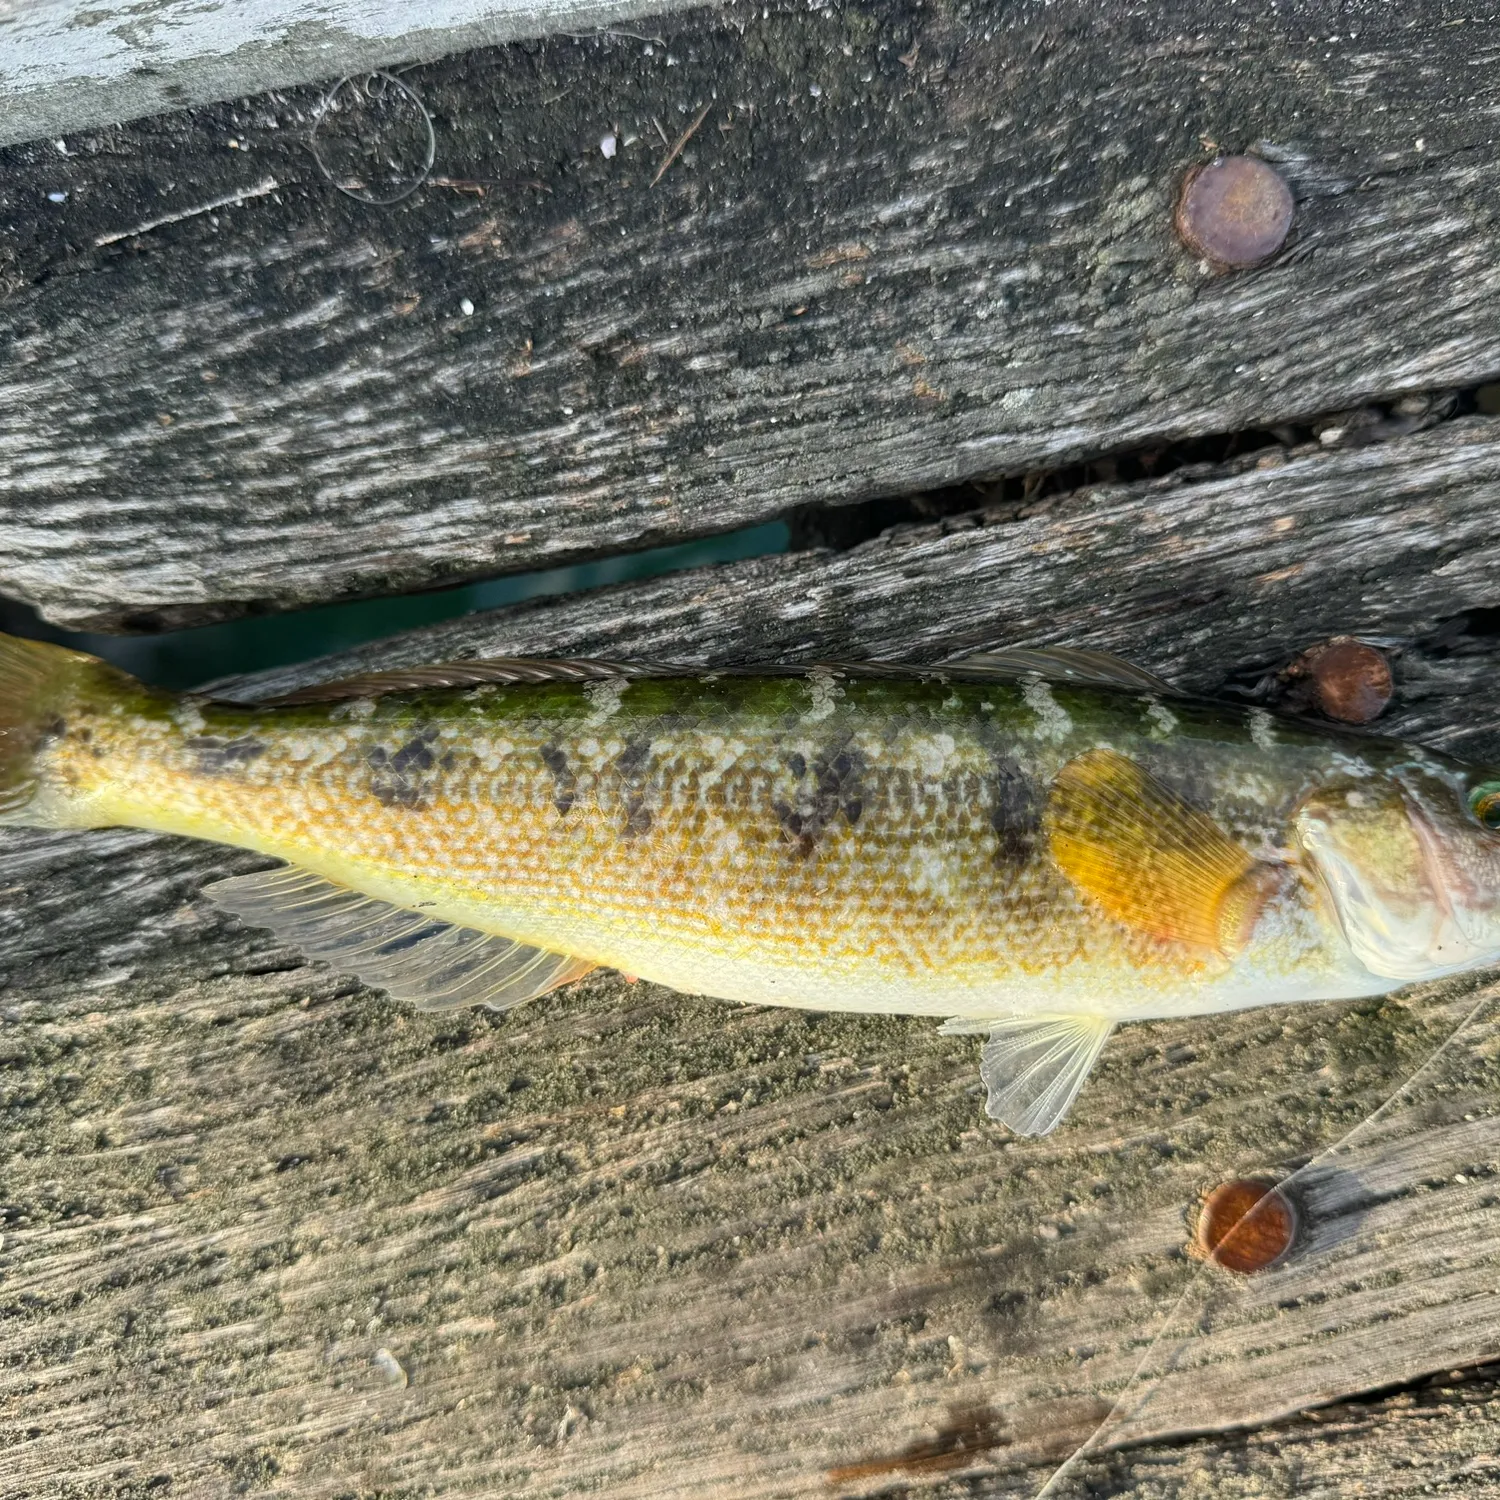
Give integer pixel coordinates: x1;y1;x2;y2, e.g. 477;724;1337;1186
6;635;1500;1134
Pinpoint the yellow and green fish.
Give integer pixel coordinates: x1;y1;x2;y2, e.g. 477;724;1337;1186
4;632;1499;1135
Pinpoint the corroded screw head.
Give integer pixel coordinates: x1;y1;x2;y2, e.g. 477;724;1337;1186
1286;637;1394;724
1176;156;1294;269
1195;1178;1298;1274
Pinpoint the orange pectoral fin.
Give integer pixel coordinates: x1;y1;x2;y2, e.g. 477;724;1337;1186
1046;748;1279;956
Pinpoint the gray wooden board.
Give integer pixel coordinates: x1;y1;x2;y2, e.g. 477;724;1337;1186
10;424;1500;1494
5;0;1500;628
0;0;715;151
231;410;1500;722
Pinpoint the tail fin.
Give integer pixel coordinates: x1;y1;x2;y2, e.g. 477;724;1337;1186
0;633;139;824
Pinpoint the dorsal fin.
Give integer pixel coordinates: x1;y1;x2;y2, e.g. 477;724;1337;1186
940;647;1179;695
205;865;594;1011
262;657;679;706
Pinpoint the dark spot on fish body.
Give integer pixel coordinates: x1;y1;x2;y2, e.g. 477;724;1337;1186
539;742;576;817
70;722;107;760
820;743;866;829
367;726;440;808
614;738;653;778
370;777;427;808
772;740;865;856
773;799;803;839
990;759;1041;866
773;800;820;860
185;734;270;775
389;732;437;775
609;735;658;838
622;794;653;838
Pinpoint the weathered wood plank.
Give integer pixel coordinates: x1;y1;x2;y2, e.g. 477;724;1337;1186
0;0;711;150
7;424;1500;1496
234;410;1500;743
4;0;1500;628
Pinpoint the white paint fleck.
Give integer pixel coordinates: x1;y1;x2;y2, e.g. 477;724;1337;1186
600;132;617;158
1249;708;1277;753
46;190;66;203
459;297;475;317
805;668;841;723
1144;698;1178;737
1022;677;1071;742
583;677;628;729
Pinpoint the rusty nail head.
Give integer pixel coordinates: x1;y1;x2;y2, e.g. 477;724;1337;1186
1195;1178;1299;1274
1288;637;1394;724
1176;156;1294;268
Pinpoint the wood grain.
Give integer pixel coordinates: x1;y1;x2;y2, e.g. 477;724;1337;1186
8;419;1500;1496
5;0;1500;628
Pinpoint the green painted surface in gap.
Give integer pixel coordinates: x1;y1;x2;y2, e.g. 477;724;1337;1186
10;523;790;691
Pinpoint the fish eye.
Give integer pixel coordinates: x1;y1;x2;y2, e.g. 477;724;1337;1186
1469;782;1500;831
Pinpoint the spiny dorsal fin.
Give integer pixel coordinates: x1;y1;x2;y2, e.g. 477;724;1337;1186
263;657;679;707
978;1014;1116;1135
1047;748;1284;956
941;647;1179;695
205;866;594;1011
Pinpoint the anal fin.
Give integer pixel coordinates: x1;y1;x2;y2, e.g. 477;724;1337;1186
205;865;594;1012
975;1014;1116;1135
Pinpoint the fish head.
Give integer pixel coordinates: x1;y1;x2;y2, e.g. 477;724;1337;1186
1295;765;1500;980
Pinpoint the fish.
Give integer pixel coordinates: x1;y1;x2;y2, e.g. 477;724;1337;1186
4;632;1500;1136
